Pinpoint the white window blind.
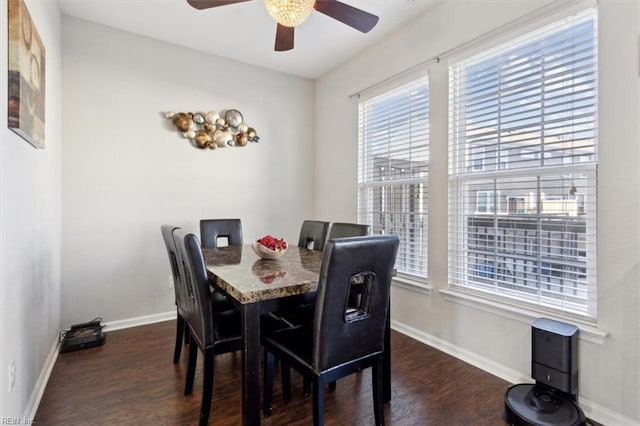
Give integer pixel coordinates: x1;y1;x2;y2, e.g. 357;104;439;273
448;9;598;320
358;74;429;281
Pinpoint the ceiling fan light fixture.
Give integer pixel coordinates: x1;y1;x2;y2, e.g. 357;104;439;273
264;0;315;27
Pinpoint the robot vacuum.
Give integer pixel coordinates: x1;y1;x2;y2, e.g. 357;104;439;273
504;318;586;426
504;383;586;426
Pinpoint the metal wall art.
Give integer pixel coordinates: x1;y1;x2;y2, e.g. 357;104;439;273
165;109;259;150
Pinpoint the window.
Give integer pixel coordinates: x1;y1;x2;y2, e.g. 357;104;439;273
448;9;597;320
358;74;429;281
475;190;502;214
471;146;485;171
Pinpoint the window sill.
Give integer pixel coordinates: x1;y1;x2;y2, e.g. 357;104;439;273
392;276;432;295
439;288;608;345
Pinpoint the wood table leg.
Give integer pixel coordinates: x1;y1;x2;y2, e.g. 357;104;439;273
241;303;261;426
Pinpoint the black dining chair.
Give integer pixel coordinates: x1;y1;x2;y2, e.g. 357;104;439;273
174;229;243;426
161;225;191;364
298;220;330;251
200;218;243;248
327;223;371;312
275;219;331;327
284;222;371;329
262;235;400;426
327;222;371;239
174;230;289;425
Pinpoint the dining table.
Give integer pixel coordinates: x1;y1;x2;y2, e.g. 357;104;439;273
203;244;392;426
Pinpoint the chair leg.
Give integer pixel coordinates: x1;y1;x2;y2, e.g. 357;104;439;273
372;357;384;426
184;338;197;395
183;320;190;346
312;378;324;426
199;348;214;426
173;314;184;364
306;377;335;395
263;350;276;416
281;360;291;403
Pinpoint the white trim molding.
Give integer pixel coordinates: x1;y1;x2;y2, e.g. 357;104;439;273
439;289;608;345
391;319;529;384
390;320;637;426
392;276;432;296
24;337;59;420
103;310;176;332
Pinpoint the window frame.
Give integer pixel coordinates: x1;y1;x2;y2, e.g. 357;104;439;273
357;73;430;285
447;8;598;322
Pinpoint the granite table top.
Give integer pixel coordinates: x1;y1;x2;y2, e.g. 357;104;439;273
203;244;323;304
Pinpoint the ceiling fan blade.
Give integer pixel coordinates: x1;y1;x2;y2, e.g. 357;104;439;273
186;0;251;10
314;0;379;33
275;24;294;52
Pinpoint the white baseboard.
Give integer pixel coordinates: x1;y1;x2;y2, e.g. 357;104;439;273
23;337;60;420
391;319;530;384
103;310;176;332
390;320;639;426
580;399;640;426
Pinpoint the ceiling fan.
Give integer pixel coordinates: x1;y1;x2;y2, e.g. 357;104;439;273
186;0;379;52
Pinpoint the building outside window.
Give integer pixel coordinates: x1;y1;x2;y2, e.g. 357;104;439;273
471;146;485;171
475;190;502;214
358;74;429;282
448;9;598;320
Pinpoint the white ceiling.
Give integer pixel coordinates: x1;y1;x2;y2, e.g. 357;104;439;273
57;0;437;79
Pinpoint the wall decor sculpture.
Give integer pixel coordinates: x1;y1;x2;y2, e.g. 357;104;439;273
165;109;260;150
8;0;46;149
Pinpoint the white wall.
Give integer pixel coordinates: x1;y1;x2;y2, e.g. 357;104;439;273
61;17;315;326
0;0;62;418
315;1;640;424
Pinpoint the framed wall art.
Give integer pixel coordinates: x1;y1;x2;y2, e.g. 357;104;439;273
8;0;46;149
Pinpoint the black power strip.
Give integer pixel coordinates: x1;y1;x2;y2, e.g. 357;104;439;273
59;318;106;353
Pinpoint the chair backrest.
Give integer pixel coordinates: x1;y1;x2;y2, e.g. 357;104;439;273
312;235;399;371
327;222;371;240
200;219;243;248
161;225;189;316
173;230;214;350
298;220;330;251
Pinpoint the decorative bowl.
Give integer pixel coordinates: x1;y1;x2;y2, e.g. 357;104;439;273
252;241;287;260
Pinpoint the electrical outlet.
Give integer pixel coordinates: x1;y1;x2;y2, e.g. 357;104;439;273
8;360;16;392
169;274;174;289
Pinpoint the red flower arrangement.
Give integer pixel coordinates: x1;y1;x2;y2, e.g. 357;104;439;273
256;235;288;252
253;235;288;260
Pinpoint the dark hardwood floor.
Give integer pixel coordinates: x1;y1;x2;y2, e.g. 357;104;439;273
36;320;512;425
